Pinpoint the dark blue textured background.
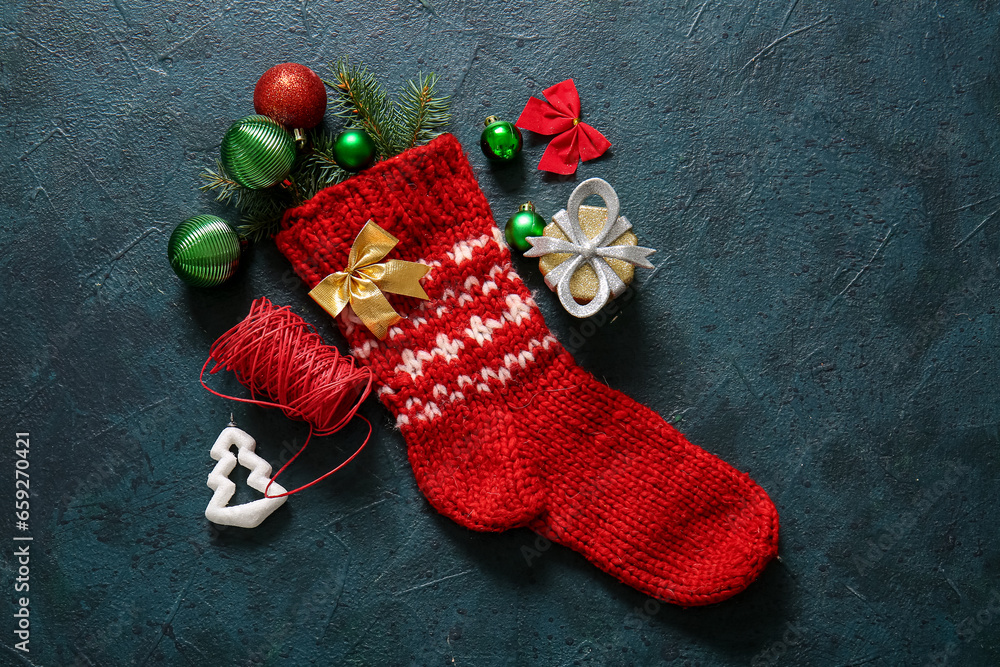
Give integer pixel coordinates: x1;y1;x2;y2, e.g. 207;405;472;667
2;0;999;665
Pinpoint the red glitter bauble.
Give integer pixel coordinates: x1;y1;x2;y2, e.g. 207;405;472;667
253;63;327;130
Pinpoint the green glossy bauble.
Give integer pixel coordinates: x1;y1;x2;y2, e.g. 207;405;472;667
220;115;297;189
480;116;522;162
505;202;546;253
168;215;242;287
333;129;377;172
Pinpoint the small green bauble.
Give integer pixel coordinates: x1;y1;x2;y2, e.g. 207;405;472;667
220;115;297;189
505;202;546;253
168;215;242;287
480;116;523;162
333;129;377;172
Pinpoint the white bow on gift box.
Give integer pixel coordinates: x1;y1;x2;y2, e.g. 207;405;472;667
524;178;656;319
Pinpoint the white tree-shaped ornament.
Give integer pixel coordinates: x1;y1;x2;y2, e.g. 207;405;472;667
205;425;288;528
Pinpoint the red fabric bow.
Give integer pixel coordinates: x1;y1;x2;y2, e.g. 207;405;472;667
515;79;611;175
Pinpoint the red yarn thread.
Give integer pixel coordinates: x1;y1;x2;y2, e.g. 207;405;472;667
200;297;374;497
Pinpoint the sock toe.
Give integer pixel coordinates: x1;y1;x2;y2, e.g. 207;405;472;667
641;462;779;605
529;369;780;606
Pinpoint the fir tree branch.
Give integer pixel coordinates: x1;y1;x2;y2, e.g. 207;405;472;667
200;160;289;241
199;160;241;205
200;59;451;243
300;128;350;193
326;57;396;159
236;211;284;244
394;73;451;153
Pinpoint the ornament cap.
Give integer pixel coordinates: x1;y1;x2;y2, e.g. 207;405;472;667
484;116;500;126
293;127;307;148
519;202;537;213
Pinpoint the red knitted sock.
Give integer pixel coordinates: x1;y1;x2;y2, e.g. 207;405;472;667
276;134;779;605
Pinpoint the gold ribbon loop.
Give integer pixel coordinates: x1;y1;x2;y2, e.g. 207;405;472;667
309;220;430;340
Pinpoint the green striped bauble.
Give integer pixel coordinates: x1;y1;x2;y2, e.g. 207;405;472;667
168;215;242;287
220;115;296;189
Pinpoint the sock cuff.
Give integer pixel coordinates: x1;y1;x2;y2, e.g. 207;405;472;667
276;133;494;289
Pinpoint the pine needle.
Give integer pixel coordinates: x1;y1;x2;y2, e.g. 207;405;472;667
236;211;283;244
326;57;396;159
199;160;241;204
201;59;451;242
301;129;350;192
200;160;289;242
394;72;450;153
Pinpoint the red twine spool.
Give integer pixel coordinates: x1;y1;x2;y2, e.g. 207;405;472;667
201;297;374;497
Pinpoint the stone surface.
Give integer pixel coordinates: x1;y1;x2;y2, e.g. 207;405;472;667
2;0;999;665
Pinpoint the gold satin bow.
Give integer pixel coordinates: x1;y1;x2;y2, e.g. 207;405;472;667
308;220;430;340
